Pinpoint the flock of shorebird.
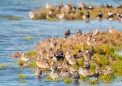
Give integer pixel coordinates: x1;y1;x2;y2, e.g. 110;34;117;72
83;10;122;22
29;2;122;22
10;26;119;82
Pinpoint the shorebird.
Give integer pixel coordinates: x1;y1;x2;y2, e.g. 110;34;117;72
117;13;122;22
58;3;63;9
65;4;71;13
88;46;94;54
108;11;114;21
86;11;90;19
102;65;113;75
117;4;122;8
46;51;54;59
72;72;80;85
45;3;53;9
69;3;76;10
76;50;84;58
29;10;35;19
62;61;70;69
60;68;72;78
77;29;82;35
83;11;90;22
93;69;100;81
56;13;65;20
10;51;21;58
35;68;43;78
46;10;52;19
87;5;94;10
86;36;95;46
79;67;93;77
73;72;80;80
52;56;62;69
78;2;86;9
38;48;46;55
108;26;118;34
55;48;64;57
100;4;105;7
20;53;30;66
50;60;58;71
107;55;116;62
83;50;91;61
65;52;76;65
64;29;70;38
97;11;103;20
95;66;103;74
50;41;57;48
92;28;99;36
73;29;82;38
36;56;50;69
50;70;60;80
102;68;113;75
53;51;65;61
106;4;112;8
105;65;112;71
69;66;77;72
83;61;90;70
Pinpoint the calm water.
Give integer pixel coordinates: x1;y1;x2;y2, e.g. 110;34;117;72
0;0;122;86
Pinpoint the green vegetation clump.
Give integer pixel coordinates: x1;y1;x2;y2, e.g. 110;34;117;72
73;45;82;50
80;75;99;85
23;36;33;40
0;64;7;68
20;80;27;83
46;75;59;81
46;75;53;81
26;50;36;58
28;60;37;68
89;63;96;73
94;44;116;55
18;73;27;79
79;74;88;81
2;16;21;20
77;58;84;66
72;58;84;70
88;80;99;85
63;78;72;84
18;59;24;67
61;44;67;48
47;17;57;21
112;60;122;76
102;44;115;54
99;74;115;83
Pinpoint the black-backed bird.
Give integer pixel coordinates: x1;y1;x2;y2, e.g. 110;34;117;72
97;11;102;20
108;11;114;21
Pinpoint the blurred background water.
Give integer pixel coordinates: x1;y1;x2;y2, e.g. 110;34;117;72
0;0;122;86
